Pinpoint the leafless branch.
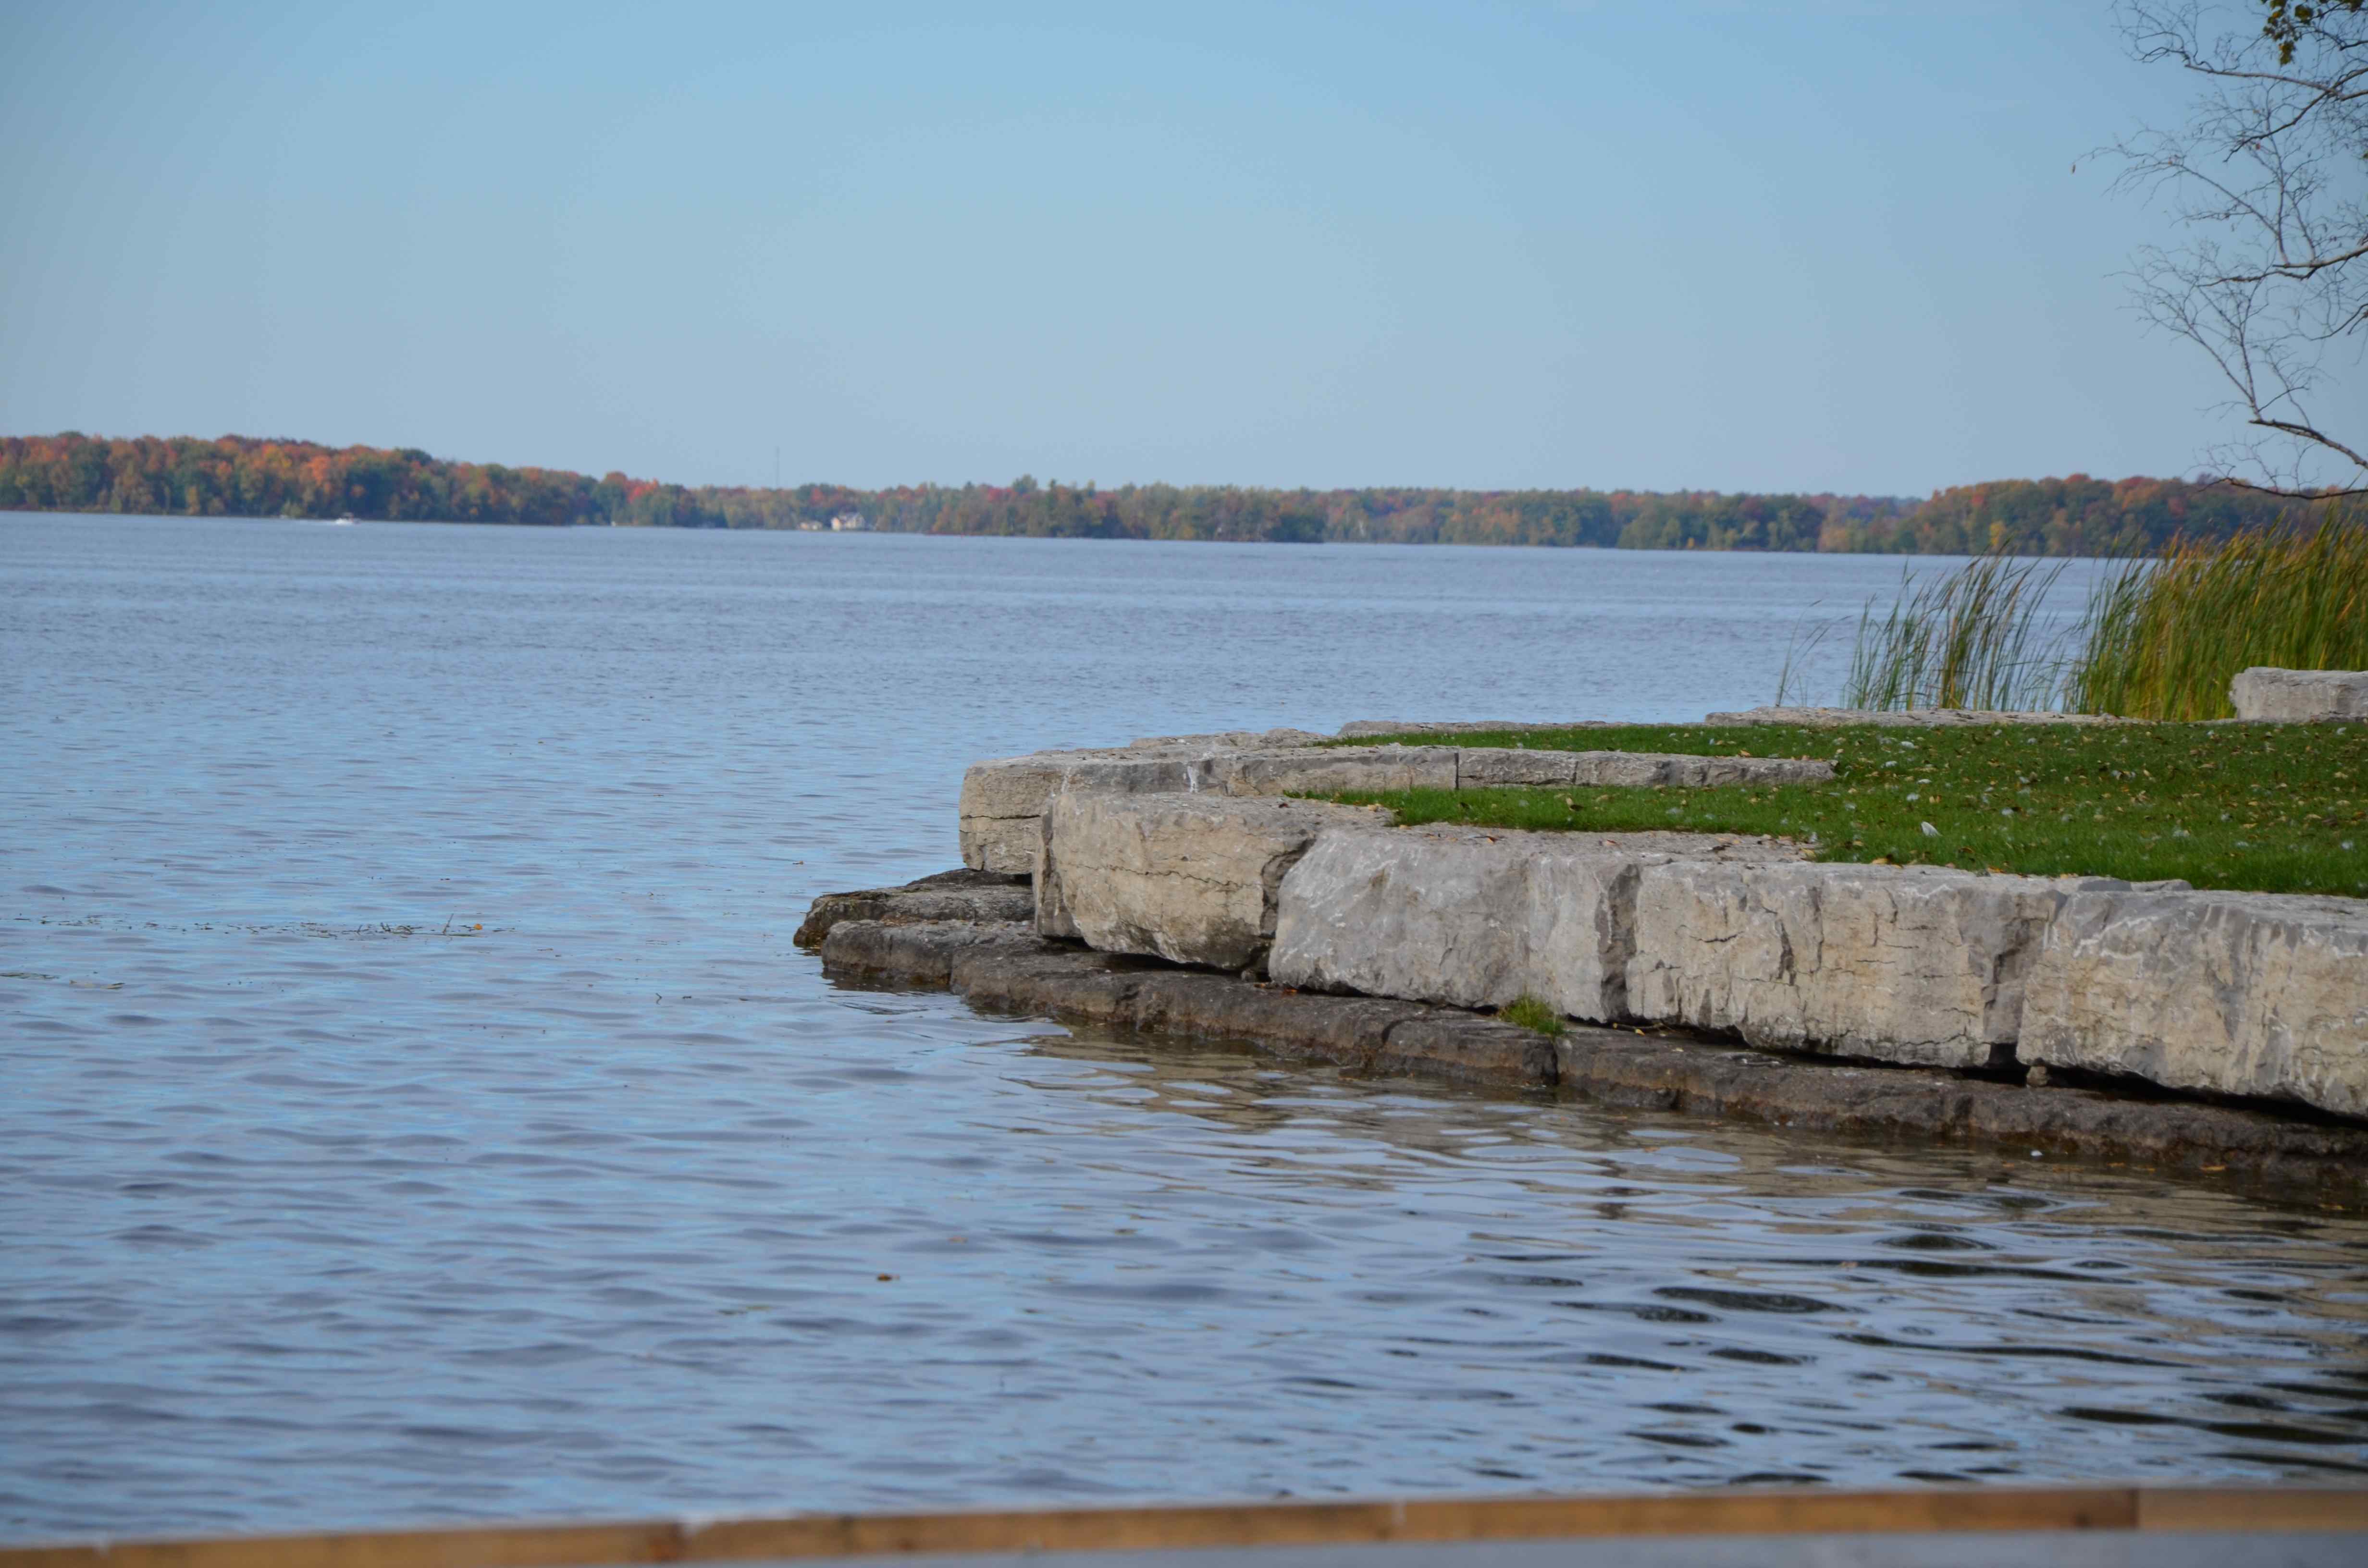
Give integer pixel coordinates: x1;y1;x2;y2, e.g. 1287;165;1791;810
2107;2;2368;496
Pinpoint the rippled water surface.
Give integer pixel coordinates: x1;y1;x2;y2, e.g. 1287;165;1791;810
4;515;2365;1540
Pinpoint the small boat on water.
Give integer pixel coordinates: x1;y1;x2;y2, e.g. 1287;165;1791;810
332;514;357;525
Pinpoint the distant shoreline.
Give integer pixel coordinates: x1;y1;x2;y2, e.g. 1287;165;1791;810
1;431;2332;558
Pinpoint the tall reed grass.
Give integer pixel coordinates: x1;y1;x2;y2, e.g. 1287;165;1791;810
2066;512;2368;720
1837;554;2070;712
1820;510;2365;719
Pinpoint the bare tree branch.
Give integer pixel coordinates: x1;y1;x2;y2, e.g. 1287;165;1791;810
2107;2;2368;497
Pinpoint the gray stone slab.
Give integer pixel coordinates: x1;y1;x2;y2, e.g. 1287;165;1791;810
1216;745;1460;797
1334;719;1611;737
793;869;1032;947
1625;861;2076;1068
1564;751;1835;788
1454;748;1583;787
2022;887;2368;1117
2229;666;2368;722
1270;826;1801;1022
959;749;1228;873
1037;792;1389;970
1127;727;1330;748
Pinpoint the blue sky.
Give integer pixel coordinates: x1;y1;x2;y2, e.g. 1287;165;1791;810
0;1;2308;494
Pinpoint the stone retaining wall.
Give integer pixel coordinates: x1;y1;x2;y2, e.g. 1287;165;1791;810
959;735;1831;873
1036;801;2367;1116
945;713;2368;1120
800;880;2368;1200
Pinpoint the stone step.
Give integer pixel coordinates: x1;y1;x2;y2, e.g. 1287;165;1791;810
960;741;1831;873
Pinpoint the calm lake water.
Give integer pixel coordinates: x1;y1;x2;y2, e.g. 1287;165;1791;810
3;515;2363;1541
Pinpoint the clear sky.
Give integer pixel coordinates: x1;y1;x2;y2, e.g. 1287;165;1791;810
0;1;2319;495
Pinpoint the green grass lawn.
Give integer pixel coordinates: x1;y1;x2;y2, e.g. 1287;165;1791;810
1316;723;2368;897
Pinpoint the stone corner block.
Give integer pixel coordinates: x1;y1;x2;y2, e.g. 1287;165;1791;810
2229;667;2368;723
1624;860;2069;1068
958;748;1220;873
2021;888;2368;1117
1036;792;1389;970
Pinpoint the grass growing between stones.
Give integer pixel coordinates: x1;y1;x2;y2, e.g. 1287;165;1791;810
1318;722;2368;897
1497;994;1565;1037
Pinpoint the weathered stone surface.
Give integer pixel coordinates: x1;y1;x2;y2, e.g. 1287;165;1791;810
1335;719;1609;737
1271;826;1802;1022
817;918;1042;986
1371;1014;1562;1084
2229;667;2368;723
1214;744;1459;797
1625;861;2074;1068
963;730;1839;873
1271;825;1542;1009
1549;1022;2368;1200
1704;706;2124;728
814;916;2368;1195
1454;748;1583;787
2022;889;2368;1117
958;748;1225;873
1127;727;1328;749
1036;792;1387;970
793;869;1032;947
1561;750;1835;788
1127;970;1429;1063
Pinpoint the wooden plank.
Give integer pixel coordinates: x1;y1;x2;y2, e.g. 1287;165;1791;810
0;1522;686;1568
7;1484;2361;1568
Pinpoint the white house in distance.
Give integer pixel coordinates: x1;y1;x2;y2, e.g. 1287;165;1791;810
829;512;868;532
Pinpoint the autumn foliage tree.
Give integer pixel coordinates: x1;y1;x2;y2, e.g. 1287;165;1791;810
0;431;2325;555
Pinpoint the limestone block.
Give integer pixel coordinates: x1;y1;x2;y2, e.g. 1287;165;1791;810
959;748;1224;873
1625;862;2071;1067
1214;745;1458;798
1270;826;1542;1010
1128;727;1327;749
1335;720;1602;738
1694;754;1836;787
1554;751;1836;788
793;869;1032;947
1453;747;1831;790
2021;890;2368;1116
1268;826;1648;1019
1035;792;1386;969
2229;667;2368;723
1456;748;1583;788
1270;826;1799;1022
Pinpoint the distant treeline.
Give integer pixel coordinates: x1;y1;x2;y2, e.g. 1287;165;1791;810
0;432;2328;556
